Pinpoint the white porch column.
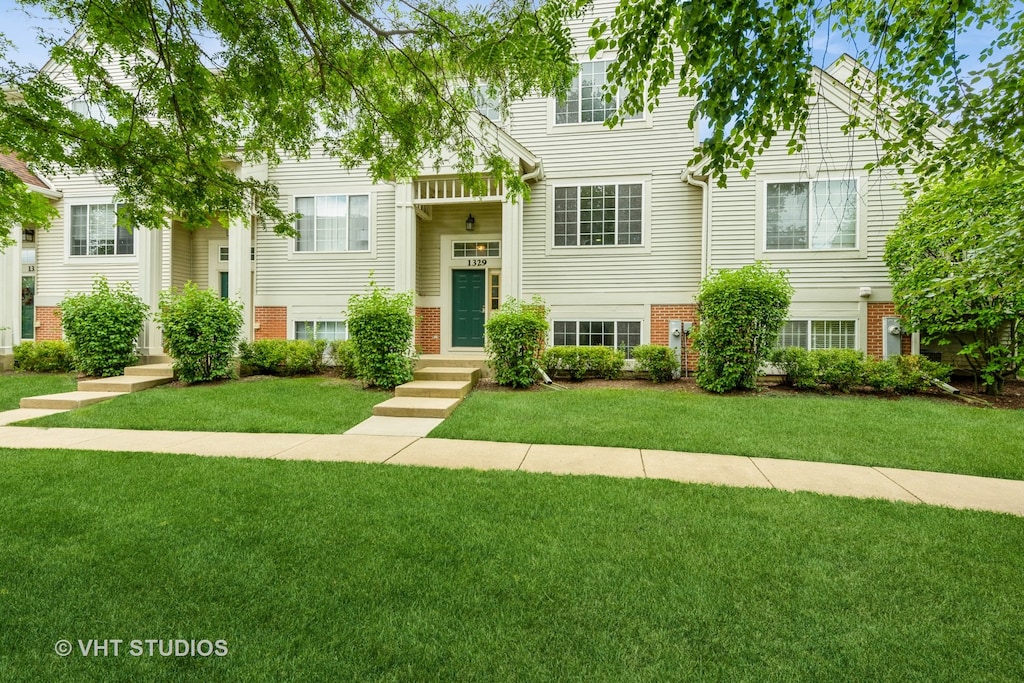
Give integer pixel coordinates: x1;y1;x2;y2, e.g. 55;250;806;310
501;197;523;300
0;228;21;365
136;224;165;359
394;182;417;293
228;215;253;341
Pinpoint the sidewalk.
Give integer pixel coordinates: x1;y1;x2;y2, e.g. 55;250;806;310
0;419;1021;517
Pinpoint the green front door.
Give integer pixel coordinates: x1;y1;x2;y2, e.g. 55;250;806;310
452;269;486;347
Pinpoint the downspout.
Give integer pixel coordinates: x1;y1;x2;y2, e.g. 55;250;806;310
683;171;710;277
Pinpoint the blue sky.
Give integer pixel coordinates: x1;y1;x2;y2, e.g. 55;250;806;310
0;0;1007;74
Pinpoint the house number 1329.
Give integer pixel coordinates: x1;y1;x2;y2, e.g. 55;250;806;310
467;259;487;266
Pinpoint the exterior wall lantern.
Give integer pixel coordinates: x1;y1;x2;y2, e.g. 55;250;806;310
465;214;475;232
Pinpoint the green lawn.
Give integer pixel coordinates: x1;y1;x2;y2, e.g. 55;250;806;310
0;372;77;411
21;376;388;433
431;389;1024;480
0;449;1021;681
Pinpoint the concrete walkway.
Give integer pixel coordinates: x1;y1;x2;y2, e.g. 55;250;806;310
0;418;1021;517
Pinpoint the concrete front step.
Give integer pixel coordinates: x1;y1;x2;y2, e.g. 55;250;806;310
414;366;481;383
373;396;462;419
20;391;120;409
125;363;174;378
77;375;173;393
395;380;473;399
417;354;490;377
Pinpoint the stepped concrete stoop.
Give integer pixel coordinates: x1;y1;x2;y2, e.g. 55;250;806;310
20;391;120;410
77;375;173;393
372;365;480;420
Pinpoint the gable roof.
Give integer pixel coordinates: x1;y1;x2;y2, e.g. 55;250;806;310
0;152;49;189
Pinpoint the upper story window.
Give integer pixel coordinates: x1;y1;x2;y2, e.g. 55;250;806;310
295;194;370;252
69;203;134;256
766;179;858;250
777;320;856;350
473;89;501;122
555;61;642;125
554;183;642;246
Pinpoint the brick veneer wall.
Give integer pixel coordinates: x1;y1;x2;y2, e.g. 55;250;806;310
866;302;912;359
34;306;62;341
415;307;441;354
255;306;287;340
650;304;699;372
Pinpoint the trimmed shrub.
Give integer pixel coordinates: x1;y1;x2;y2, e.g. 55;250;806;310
12;340;75;373
486;297;549;388
157;282;243;384
542;346;625;381
769;346;818;389
632;344;679;383
347;282;417;390
60;276;149;377
239;338;327;376
813;349;865;392
864;354;952;394
328;340;358;378
694;263;793;393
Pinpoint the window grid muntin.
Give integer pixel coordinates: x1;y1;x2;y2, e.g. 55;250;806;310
554;60;642;125
554;184;643;247
553;320;642;358
69;203;134;256
776;320;856;350
453;241;500;258
295;194;370;253
766;179;857;251
294;320;347;341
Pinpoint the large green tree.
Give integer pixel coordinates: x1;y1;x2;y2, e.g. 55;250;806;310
0;0;586;240
0;0;1020;245
885;169;1024;395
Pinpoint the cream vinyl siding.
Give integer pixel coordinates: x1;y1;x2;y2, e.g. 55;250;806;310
416;203;502;298
505;1;703;306
707;78;910;290
254;150;396;300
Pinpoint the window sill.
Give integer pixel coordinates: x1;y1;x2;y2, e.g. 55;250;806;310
759;248;865;261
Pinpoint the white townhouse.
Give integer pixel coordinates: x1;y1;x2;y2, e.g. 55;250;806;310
1;0;920;370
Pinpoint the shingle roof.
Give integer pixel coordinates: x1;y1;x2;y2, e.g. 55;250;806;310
0;152;48;189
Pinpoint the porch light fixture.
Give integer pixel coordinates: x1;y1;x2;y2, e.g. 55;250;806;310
22;228;35;243
465;214;476;232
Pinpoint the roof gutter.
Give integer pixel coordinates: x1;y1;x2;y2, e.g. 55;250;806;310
521;158;544;183
27;184;61;200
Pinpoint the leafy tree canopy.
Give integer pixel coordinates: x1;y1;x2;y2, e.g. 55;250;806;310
0;0;585;237
0;0;1020;243
594;0;1023;178
884;167;1024;394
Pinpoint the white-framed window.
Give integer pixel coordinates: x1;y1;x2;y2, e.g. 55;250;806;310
554;183;642;247
69;203;134;256
67;98;111;123
555;61;643;125
294;320;347;341
765;179;858;250
453;241;500;258
777;320;856;350
553;320;642;358
294;194;370;252
474;88;501;122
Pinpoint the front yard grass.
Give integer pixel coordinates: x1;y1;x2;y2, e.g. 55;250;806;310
0;372;77;411
0;448;1021;682
430;389;1024;481
21;376;387;434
